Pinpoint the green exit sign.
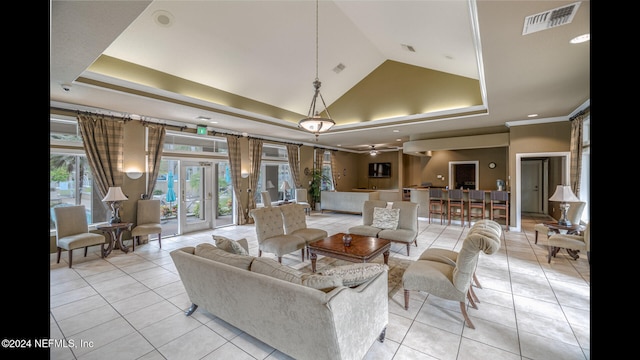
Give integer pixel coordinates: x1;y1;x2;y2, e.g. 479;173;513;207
196;125;207;135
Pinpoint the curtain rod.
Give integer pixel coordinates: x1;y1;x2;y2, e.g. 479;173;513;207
570;106;590;121
53;106;307;148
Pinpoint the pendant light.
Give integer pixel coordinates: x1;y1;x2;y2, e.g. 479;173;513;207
298;0;335;140
369;145;379;156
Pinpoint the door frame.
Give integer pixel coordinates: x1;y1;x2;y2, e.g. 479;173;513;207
448;160;479;190
514;151;570;232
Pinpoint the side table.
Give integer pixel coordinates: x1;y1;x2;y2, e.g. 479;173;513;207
97;222;133;257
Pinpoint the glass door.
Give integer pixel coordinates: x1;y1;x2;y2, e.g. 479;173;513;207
180;161;213;233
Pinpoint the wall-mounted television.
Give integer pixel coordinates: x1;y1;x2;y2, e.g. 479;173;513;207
368;162;391;178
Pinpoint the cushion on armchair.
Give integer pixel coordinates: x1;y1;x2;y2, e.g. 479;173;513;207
371;207;400;230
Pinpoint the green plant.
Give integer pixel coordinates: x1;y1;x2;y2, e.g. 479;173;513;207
308;169;330;207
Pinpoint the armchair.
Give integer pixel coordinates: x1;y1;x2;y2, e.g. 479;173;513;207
547;221;590;264
279;203;327;259
294;188;311;215
131;199;162;249
249;206;307;263
53;205;106;268
402;223;501;329
347;200;388;238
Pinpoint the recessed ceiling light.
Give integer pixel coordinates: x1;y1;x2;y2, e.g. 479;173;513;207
392;129;399;133
570;33;590;44
153;10;174;27
396;138;402;142
527;114;538;118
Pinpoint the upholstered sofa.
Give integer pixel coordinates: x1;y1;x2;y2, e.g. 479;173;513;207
320;190;380;214
170;242;389;360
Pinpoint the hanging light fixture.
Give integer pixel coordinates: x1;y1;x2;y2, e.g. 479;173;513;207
369;145;379;156
298;0;335;140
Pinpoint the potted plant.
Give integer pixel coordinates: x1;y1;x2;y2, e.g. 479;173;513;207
308;169;330;210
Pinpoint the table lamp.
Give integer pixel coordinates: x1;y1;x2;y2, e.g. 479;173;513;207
281;180;291;202
548;185;580;226
102;186;128;224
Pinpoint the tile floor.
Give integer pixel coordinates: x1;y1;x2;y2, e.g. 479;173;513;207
49;213;590;360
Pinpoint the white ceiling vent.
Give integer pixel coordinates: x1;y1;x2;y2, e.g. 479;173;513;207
522;2;581;35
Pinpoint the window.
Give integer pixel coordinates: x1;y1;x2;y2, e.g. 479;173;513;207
163;131;228;155
256;144;291;205
50;117;108;229
321;151;334;191
579;115;590;223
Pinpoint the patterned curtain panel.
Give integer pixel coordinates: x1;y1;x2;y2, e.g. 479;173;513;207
570;109;588;196
247;138;264;222
145;124;166;198
77;113;125;199
287;144;301;188
330;151;338;190
226;135;246;225
315;148;324;174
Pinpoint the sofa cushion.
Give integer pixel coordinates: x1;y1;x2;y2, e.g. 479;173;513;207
251;257;341;291
320;263;388;287
194;243;254;270
371;207;400;230
212;235;249;255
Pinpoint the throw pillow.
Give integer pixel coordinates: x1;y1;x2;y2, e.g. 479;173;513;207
213;235;249;255
371;207;400;230
319;263;388;287
194;243;254;270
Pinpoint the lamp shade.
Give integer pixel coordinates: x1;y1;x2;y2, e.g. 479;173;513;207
102;187;128;202
548;185;579;202
266;180;275;189
298;115;335;134
281;180;291;191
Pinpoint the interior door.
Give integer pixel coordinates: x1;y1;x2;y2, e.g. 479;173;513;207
521;160;543;213
180;161;213;233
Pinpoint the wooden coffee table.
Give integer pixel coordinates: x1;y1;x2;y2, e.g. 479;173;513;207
307;233;391;273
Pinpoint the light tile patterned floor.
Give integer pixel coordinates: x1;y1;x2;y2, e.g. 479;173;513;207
50;213;590;360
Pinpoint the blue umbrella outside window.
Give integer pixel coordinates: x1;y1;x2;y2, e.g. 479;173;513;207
166;172;177;214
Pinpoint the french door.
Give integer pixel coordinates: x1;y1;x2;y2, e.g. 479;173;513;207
180;161;213;234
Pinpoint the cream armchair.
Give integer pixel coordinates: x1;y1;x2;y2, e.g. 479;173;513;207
294;188;311;215
131;199;162;249
53;205;106;268
250;206;307;263
279;203;327;259
548;221;590;264
347;200;388;237
348;200;419;256
402;224;501;329
534;201;586;244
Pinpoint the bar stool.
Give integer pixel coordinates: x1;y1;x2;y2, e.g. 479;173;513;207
490;190;509;231
447;189;465;227
428;188;446;224
467;190;486;227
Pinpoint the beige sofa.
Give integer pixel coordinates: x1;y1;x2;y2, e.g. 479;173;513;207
320;190;380;214
170;243;389;360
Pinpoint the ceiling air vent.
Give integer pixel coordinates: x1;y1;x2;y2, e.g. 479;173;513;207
522;1;581;35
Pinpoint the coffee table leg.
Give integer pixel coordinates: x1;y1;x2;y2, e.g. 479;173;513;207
310;251;318;272
383;249;389;265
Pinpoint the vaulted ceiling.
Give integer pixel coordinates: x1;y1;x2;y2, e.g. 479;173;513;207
50;0;590;153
